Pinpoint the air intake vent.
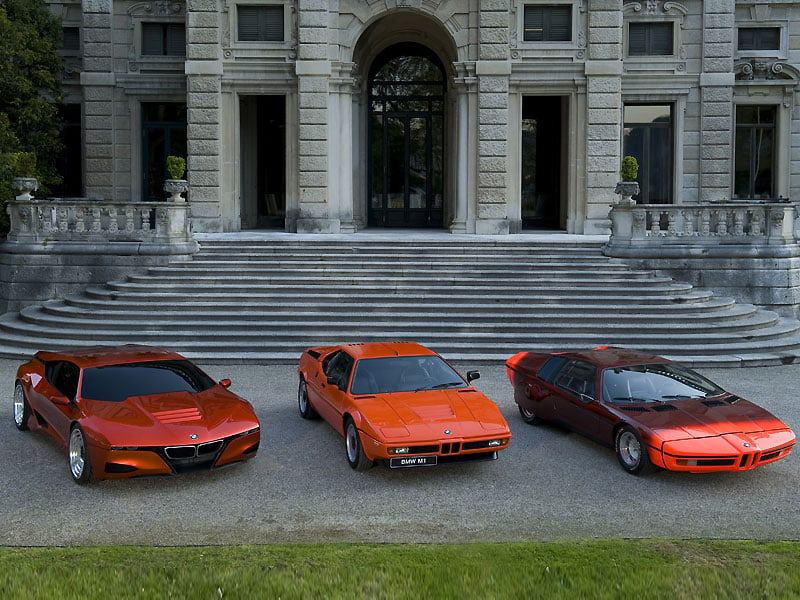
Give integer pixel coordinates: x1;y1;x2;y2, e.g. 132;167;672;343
620;406;649;412
702;400;726;407
652;404;677;412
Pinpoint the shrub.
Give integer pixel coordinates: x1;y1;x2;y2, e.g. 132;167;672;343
620;155;639;181
166;155;186;180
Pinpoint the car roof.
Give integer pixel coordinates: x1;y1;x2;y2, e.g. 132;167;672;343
558;347;671;369
336;342;439;360
34;344;186;369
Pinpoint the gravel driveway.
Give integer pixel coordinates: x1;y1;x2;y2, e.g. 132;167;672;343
1;358;798;546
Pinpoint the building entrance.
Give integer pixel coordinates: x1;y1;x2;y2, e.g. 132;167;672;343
240;95;286;229
521;96;564;229
368;44;445;228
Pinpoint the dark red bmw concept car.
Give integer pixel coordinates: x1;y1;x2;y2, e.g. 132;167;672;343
13;344;261;483
507;347;795;475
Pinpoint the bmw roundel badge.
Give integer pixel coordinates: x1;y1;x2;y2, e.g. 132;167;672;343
743;442;751;448
190;434;199;440
444;429;452;435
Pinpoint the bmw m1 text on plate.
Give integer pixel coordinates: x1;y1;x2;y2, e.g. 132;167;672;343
298;342;511;471
13;344;261;483
506;347;794;475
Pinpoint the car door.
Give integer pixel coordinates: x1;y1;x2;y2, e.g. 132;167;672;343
36;360;80;442
551;359;608;439
310;350;355;431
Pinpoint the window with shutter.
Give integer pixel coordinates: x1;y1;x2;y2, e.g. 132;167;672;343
738;27;780;51
523;5;572;42
238;5;284;42
141;23;185;56
628;22;673;56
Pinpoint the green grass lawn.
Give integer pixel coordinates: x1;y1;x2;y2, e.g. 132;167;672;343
1;540;798;599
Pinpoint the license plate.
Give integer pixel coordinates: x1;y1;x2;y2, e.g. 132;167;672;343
389;455;438;468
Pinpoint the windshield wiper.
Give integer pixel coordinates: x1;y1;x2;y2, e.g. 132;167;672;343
661;394;704;400
612;396;653;403
414;381;464;392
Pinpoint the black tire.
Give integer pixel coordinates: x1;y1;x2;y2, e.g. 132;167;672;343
68;424;92;484
614;426;655;475
13;382;30;431
518;404;540;425
298;378;318;419
344;418;373;472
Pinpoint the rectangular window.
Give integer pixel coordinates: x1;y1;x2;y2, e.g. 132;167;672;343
238;5;284;42
142;23;186;56
628;22;674;56
62;27;80;52
738;27;780;51
623;104;674;204
734;106;776;199
523;5;572;42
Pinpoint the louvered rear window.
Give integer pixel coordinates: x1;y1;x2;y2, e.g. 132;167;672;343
628;22;673;56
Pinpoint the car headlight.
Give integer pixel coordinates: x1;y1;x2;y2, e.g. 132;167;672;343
388;447;410;455
488;439;505;447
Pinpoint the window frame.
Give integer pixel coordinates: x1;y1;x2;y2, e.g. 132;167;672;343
735;25;787;60
733;104;778;201
622;103;676;205
627;21;675;57
234;2;287;45
522;3;573;43
140;21;186;57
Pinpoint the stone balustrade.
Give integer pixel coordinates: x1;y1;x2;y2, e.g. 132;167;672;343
607;201;798;248
5;197;193;245
605;201;800;319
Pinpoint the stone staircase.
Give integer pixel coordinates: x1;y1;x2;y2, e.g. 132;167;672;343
2;233;800;366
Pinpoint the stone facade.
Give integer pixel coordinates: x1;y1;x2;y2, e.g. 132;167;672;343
47;0;800;234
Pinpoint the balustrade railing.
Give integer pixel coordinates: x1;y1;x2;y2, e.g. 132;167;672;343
5;198;193;245
608;202;798;246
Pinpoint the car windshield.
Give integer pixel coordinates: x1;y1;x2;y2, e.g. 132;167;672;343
601;363;726;404
350;355;467;395
80;360;216;402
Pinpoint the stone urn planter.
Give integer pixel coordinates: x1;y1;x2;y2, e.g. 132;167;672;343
11;177;38;201
614;155;640;206
613;180;640;206
164;178;188;202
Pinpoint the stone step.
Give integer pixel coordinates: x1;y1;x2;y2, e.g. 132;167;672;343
18;303;774;333
2;234;800;367
50;294;741;319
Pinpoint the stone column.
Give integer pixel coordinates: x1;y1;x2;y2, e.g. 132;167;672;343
185;0;223;232
583;0;623;234
295;0;336;233
475;1;511;235
330;62;356;233
81;0;115;200
699;0;735;202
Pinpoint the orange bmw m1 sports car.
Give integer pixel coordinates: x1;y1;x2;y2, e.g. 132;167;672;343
13;344;261;483
297;341;511;471
507;347;795;475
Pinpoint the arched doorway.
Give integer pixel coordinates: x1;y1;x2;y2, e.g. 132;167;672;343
367;43;445;228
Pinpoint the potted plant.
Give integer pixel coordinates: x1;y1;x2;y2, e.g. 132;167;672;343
164;155;188;201
614;155;640;205
10;152;39;201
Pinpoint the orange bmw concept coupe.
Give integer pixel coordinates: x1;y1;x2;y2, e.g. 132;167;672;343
298;341;511;470
13;344;261;483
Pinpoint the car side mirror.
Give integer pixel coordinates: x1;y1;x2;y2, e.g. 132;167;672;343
219;378;232;389
466;370;480;383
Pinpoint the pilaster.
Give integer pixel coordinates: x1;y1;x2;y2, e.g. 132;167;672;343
583;0;623;234
185;0;223;231
475;2;510;235
700;0;736;202
81;0;115;200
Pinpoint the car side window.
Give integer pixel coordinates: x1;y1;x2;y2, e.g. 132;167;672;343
553;360;596;400
48;361;80;401
325;351;355;390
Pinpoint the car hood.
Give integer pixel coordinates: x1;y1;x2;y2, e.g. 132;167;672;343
622;396;791;442
359;388;510;440
81;386;259;447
